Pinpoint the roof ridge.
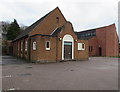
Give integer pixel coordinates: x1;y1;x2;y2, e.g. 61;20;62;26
76;23;115;33
24;7;58;31
13;7;58;42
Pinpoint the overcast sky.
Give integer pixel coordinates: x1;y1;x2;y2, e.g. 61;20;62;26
0;0;119;34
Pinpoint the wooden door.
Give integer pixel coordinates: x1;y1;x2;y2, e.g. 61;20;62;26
64;42;72;60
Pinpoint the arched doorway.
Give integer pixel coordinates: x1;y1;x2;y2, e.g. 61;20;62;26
62;34;74;60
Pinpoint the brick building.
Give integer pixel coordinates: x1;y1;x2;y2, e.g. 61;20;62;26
75;24;119;57
12;7;89;62
119;44;120;56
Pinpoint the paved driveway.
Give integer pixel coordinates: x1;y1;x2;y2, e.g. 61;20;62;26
2;56;118;90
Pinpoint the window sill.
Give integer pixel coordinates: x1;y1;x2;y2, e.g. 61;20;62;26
78;49;85;51
33;49;36;51
46;48;50;50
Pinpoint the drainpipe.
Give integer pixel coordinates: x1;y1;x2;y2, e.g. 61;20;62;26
56;36;58;62
56;19;58;62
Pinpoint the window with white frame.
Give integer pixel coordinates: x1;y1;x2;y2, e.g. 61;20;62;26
33;41;36;50
78;43;85;50
46;41;50;50
25;41;27;51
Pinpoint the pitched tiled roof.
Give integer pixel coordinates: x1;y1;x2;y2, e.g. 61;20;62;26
51;26;64;37
13;9;53;42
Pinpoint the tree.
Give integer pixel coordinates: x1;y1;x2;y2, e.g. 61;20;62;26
7;19;20;40
2;21;10;33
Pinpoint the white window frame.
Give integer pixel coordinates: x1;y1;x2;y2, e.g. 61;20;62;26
46;41;50;50
25;40;27;51
78;43;85;50
62;34;74;60
82;43;85;50
33;41;36;50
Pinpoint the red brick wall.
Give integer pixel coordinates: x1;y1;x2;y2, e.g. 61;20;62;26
106;24;119;56
30;36;38;61
57;22;89;61
57;22;78;61
29;22;89;62
76;40;89;60
13;42;16;56
29;7;67;36
89;24;119;57
88;37;99;56
23;37;28;59
18;40;21;57
96;27;106;56
37;36;57;62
